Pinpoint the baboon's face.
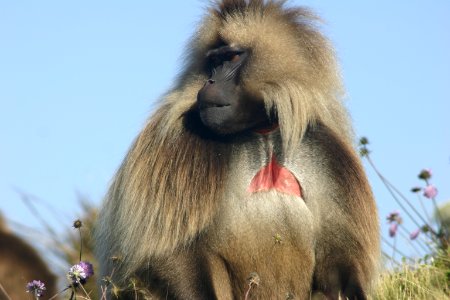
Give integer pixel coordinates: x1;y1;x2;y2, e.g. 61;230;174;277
196;44;270;135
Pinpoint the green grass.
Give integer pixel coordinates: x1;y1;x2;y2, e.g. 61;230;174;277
371;251;450;300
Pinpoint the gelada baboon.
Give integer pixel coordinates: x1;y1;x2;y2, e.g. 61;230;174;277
95;1;380;299
0;215;56;300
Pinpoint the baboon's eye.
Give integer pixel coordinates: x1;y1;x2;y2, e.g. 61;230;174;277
221;51;242;63
230;53;241;63
207;46;245;68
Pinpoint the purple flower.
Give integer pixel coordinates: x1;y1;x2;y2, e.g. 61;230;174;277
68;261;94;284
389;222;398;237
410;229;420;240
423;185;438;199
26;280;46;297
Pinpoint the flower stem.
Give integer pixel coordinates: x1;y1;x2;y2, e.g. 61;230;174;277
365;154;439;238
78;282;92;300
48;287;70;300
0;283;12;300
399;225;432;253
78;227;83;262
381;236;411;261
244;283;253;300
398;229;422;256
381;251;401;267
392;235;397;267
417;193;433;226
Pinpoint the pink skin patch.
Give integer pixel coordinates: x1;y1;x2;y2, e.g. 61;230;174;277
248;154;302;197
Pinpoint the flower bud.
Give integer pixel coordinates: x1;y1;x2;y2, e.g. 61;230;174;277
410;186;421;193
359;137;369;146
386;210;400;223
73;219;83;229
418;169;432;180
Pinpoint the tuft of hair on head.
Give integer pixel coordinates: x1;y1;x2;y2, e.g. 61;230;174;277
202;0;351;155
214;0;265;18
0;213;9;233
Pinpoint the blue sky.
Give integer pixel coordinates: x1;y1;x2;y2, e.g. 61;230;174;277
1;1;449;264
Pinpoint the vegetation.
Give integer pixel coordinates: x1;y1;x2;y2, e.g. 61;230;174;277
360;137;449;300
1;138;449;299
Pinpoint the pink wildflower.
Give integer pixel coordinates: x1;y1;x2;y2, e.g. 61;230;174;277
423;185;438;199
410;229;420;240
389;222;398;237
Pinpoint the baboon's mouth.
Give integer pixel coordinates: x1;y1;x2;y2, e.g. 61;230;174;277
198;102;231;110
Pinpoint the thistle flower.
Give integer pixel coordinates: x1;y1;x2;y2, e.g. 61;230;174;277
423;185;438;199
418;169;432;180
389;222;398;237
68;261;94;285
410;228;420;240
26;280;46;298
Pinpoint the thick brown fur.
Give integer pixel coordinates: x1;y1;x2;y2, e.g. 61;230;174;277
0;216;57;300
95;1;379;299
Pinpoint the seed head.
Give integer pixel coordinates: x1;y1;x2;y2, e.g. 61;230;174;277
359;137;369;146
247;272;260;287
418;169;432;180
359;148;370;157
421;225;430;233
273;234;283;244
73;219;83;229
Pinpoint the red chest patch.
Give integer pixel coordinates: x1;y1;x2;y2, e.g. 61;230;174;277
248;154;302;198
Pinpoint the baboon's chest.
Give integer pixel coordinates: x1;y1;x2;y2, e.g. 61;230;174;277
208;174;314;299
208;130;313;260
